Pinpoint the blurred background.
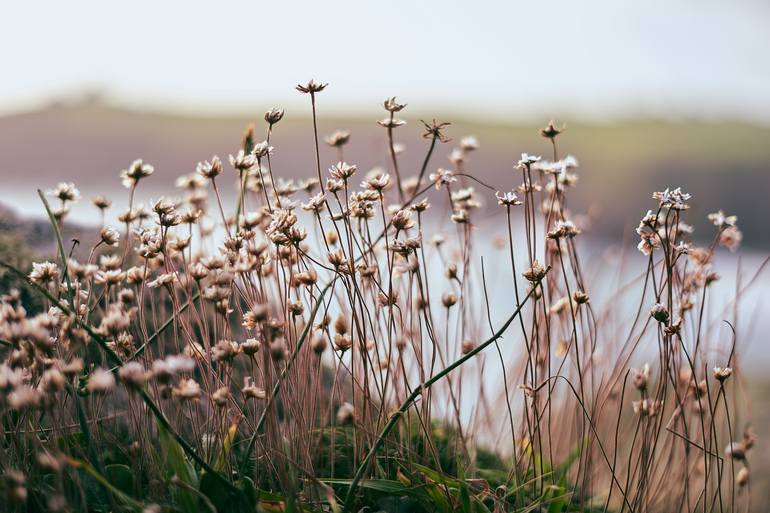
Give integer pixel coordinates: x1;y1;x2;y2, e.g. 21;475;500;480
1;0;769;495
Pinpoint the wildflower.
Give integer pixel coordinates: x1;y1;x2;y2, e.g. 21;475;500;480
48;182;81;203
172;378;202;400
632;399;661;417
212;339;241;362
329;162;357;180
99;306;131;337
391;209;414;231
230;150;257;172
87;368;116;394
252;141;273;159
118;362;149;389
515;153;542;169
713;366;733;382
378;117;406;128
523;260;547;283
152;354;195;383
264;107;284;125
8;385;41;410
653;187;691;210
370;282;396;302
147;272;177;289
496;190;522;206
328;249;350;272
451;209;469;224
120;159;154;188
547;219;581;239
296;79;328;94
363;173;391;192
718;226;742;252
632;364;651;391
99;226;120;246
637;236;660;256
441;292;457;308
242;377;266;400
460;136;479;152
421;119;451;143
573;290;590;304
650;303;670;323
383;97;406;112
448;148;464;165
336;402;355;424
92;195;112;210
311;332;328;354
325;130;350;147
539;120;565;140
29;262;59;286
429;168;456;190
211;387;231;407
242;338;261;356
334;333;352;352
197;156;224;179
708;210;737;228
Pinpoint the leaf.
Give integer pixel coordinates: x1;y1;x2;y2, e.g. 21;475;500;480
159;424;199;512
67;457;143;511
200;471;231;511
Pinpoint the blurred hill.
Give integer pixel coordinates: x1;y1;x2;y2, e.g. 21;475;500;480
1;100;769;247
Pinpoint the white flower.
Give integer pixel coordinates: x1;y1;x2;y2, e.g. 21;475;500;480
121;159;154;188
428;168;456;190
495;190;522;206
48;182;81;203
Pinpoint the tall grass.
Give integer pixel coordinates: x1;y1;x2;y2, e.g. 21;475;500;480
0;83;760;513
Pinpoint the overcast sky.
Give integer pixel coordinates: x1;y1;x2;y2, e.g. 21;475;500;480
2;0;769;122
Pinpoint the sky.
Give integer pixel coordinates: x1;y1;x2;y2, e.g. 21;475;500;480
1;0;769;122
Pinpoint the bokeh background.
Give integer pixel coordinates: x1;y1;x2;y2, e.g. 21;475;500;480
1;0;769;500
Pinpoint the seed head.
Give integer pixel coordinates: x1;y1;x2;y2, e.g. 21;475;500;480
48;182;81;203
421;119;451;143
650;303;670;324
539;120;565;140
99;226;120;246
496;190;522;206
296;79;328;94
383;97;406;112
264;107;285;125
442;292;458;308
86;368;115;394
522;260;547;283
228;151;255;172
197;156;224;179
325;130;351;147
120;159;154;188
713;366;733;382
92;195;112;210
336;402;355;425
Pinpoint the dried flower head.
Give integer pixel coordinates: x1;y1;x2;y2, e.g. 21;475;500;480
296;79;328;94
121;159;154;188
264;107;285;125
523;260;547;283
325;130;351;147
99;226;120;246
650;303;670;324
197;156;224;179
421;119;451;143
